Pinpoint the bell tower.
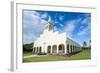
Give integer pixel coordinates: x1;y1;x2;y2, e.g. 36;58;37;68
44;16;54;31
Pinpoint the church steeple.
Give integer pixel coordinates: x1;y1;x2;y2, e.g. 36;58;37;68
48;16;51;22
44;16;54;31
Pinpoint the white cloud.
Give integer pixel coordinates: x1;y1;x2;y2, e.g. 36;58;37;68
62;18;82;38
23;11;48;44
77;17;91;36
59;23;63;27
23;32;37;44
77;26;90;36
63;20;76;36
54;20;58;24
40;12;48;19
23;10;40;18
59;16;64;21
79;26;84;29
81;17;90;25
54;16;58;24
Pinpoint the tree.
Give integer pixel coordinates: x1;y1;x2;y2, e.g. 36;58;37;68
23;43;34;52
90;40;91;43
89;40;91;49
83;41;87;47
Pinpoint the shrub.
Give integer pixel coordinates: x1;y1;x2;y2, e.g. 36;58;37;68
82;47;90;50
23;43;33;52
37;52;47;55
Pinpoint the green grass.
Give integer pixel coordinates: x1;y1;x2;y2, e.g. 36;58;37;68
23;52;32;56
66;49;91;60
23;49;91;63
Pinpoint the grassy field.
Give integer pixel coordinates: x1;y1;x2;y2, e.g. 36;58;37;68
23;49;91;63
23;52;32;56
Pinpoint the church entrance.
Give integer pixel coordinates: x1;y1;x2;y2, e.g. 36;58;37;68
67;44;69;54
39;47;42;53
47;46;51;53
52;45;57;55
58;44;65;55
70;45;73;53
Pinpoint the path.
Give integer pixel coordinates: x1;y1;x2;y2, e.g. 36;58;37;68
23;55;48;59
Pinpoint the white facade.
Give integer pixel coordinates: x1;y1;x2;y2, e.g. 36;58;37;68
33;18;82;55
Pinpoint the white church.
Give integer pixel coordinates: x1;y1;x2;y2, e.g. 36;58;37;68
32;17;82;55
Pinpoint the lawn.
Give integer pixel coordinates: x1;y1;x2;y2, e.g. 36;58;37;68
23;52;32;56
23;49;91;63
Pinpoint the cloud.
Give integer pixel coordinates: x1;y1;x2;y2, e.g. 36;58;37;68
23;10;40;18
77;16;91;36
40;12;48;20
23;11;91;45
59;24;64;27
54;20;58;24
77;26;90;36
23;32;37;44
81;17;90;25
59;16;64;21
63;18;82;31
62;16;91;45
23;10;48;44
65;21;75;32
63;20;76;37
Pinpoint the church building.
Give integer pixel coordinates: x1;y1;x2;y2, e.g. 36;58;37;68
33;17;82;55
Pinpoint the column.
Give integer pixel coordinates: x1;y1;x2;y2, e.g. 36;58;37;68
41;46;44;53
74;46;76;52
64;44;67;54
69;45;71;53
72;46;73;53
73;46;74;53
43;46;45;53
32;48;34;54
35;47;37;54
57;45;58;54
44;46;47;53
51;47;52;54
37;47;38;53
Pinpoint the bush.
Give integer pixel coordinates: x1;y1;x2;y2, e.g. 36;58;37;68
23;43;33;52
82;47;90;50
37;52;47;55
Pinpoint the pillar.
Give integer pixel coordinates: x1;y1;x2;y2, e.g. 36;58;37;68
57;45;58;54
41;46;44;53
32;48;34;54
35;47;37;54
69;45;71;54
64;43;67;54
51;46;52;54
37;47;38;53
72;45;74;53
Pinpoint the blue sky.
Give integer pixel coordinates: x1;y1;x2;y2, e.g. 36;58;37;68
22;10;91;46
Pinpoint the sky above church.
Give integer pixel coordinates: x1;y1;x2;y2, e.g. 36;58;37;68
22;10;91;46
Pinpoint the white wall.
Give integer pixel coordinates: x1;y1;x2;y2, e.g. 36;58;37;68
0;0;100;73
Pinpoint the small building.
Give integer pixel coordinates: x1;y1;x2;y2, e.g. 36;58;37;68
33;17;82;55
